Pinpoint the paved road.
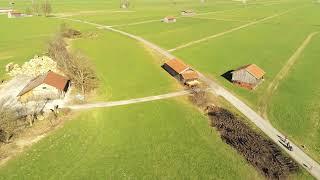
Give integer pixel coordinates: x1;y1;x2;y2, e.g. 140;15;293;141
199;73;320;179
59;16;320;179
65;90;191;110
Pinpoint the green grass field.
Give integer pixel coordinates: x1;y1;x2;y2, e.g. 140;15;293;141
0;16;59;78
0;99;264;179
0;0;319;179
72;29;179;101
268;35;320;162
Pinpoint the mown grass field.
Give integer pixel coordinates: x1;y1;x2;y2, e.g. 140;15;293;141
72;29;179;101
0;16;60;78
102;0;320;162
0;99;264;179
268;35;320;162
0;0;319;179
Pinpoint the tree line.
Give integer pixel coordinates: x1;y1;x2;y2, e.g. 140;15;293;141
48;24;98;97
25;0;52;17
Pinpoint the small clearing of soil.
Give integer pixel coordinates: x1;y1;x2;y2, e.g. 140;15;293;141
208;106;299;179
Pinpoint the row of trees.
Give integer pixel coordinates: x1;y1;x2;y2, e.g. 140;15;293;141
26;0;52;17
48;24;97;97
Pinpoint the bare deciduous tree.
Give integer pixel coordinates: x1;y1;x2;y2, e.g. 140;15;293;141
0;98;17;143
41;0;52;17
66;52;97;96
48;25;98;98
48;34;69;67
32;2;40;16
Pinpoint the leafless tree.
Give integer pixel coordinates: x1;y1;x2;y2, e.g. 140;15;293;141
25;7;32;15
32;2;40;16
41;0;52;17
0;98;17;143
48;34;69;69
65;52;97;96
47;26;98;97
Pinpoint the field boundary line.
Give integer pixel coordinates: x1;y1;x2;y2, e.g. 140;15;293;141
168;6;305;52
186;16;253;23
258;31;319;115
108;7;246;27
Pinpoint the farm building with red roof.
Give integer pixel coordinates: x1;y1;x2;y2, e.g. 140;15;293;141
162;59;199;84
18;71;71;101
231;64;265;89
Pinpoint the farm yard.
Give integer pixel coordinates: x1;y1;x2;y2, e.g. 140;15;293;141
0;0;320;179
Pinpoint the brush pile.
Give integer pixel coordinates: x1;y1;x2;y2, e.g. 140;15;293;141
208;106;299;179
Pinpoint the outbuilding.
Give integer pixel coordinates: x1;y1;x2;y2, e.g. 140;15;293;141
231;64;265;89
162;16;176;23
17;71;71;102
162;59;199;84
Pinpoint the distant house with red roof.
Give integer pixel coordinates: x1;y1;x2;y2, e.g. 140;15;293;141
231;64;265;89
162;16;176;23
162;59;199;84
18;71;71;101
8;11;23;18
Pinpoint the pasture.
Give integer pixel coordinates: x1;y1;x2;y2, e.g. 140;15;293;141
103;0;320;161
71;29;179;101
268;35;320;162
0;99;263;179
0;0;319;179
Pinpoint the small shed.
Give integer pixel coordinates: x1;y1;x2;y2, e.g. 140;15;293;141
18;71;71;101
231;64;265;89
163;59;189;77
162;16;176;23
162;59;199;83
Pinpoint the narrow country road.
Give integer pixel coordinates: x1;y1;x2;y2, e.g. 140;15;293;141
64;90;191;110
258;32;319;116
59;14;320;179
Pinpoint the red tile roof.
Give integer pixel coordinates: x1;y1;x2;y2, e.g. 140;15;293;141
44;71;70;91
18;71;70;96
164;59;189;74
235;64;265;79
165;16;176;20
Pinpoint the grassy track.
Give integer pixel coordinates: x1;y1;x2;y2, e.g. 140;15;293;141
0;99;263;179
173;3;320;106
0;0;318;178
268;35;320;162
